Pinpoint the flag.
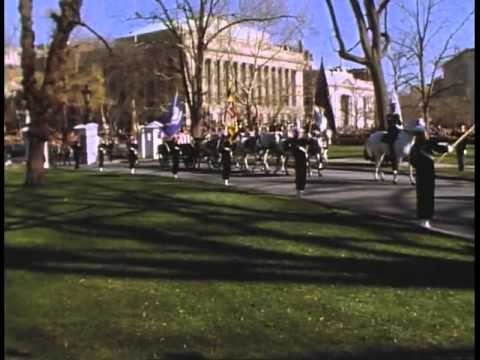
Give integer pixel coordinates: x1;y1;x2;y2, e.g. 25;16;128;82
314;60;336;133
225;94;238;141
161;94;183;137
389;88;404;124
313;106;327;132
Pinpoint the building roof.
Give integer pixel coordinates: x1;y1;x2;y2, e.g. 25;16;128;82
443;48;474;66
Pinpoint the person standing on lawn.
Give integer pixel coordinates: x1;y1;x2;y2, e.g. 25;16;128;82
220;132;233;186
409;122;452;228
453;124;468;171
72;141;81;169
171;136;181;179
127;137;139;175
292;128;309;198
98;139;108;172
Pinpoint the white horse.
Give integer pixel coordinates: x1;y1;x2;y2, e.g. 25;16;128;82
364;118;418;184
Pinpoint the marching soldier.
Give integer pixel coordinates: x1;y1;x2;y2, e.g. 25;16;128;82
409;122;452;228
292;128;309;198
62;143;72;166
72;141;81;169
220;134;233;186
453;124;468;172
171;136;181;179
127;137;139;175
98;139;108;172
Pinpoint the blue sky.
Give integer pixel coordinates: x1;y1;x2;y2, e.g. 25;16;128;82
5;0;474;76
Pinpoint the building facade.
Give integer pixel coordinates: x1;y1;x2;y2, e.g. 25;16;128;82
304;67;376;131
113;19;308;128
431;48;474;126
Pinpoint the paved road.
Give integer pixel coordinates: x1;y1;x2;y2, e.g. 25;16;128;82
69;159;475;240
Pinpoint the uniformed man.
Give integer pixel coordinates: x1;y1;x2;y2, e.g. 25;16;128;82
409;123;452;228
72;141;81;169
453;124;468;171
292;128;309;198
171;136;181;179
220;133;233;186
383;102;402;172
98;139;108;172
62;143;71;166
127;137;139;175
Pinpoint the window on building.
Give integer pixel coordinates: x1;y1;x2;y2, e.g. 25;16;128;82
341;95;350;127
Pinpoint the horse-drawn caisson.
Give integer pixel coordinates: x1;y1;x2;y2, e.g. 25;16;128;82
155;125;331;176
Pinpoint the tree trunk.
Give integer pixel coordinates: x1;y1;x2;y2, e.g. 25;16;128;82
368;60;389;130
25;137;46;186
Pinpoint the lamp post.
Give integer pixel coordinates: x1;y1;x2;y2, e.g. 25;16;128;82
81;84;92;124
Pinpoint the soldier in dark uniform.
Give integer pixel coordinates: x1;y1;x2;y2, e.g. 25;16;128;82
107;141;114;162
127;138;139;175
170;136;181;179
453;124;468;171
409;124;451;228
220;136;233;186
292;129;309;198
62;143;71;166
72;141;81;169
383;102;402;172
98;139;108;172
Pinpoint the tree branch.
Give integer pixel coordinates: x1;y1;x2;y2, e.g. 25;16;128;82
75;21;114;54
325;0;368;65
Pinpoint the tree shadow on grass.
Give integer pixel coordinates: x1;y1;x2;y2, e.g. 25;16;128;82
5;173;474;289
285;347;474;360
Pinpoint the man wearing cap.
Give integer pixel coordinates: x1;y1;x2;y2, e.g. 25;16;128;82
409;122;452;228
170;136;181;179
98;139;108;172
220;131;233;186
127;137;139;175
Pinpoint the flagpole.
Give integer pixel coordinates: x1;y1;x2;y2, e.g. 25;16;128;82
436;124;474;164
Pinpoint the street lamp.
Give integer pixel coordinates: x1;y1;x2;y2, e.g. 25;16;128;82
81;84;92;123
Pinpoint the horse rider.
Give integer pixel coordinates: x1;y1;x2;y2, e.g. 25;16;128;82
383;102;402;171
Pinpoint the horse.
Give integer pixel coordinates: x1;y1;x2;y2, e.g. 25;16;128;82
306;132;329;176
192;136;221;169
364;118;418;184
233;132;264;173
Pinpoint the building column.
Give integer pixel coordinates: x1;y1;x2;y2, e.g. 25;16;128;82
264;66;270;107
271;67;276;107
218;60;224;102
211;59;218;105
295;69;304;119
291;70;296;107
278;67;284;107
257;66;263;106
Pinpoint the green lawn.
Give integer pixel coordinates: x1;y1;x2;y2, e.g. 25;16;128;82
5;168;474;360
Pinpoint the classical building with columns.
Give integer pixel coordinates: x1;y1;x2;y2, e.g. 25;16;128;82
304;66;376;130
112;19;309;128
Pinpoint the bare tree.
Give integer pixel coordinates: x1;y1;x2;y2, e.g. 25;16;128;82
325;0;391;129
394;0;473;127
135;0;297;137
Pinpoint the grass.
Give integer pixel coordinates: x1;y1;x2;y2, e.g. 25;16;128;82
5;167;474;360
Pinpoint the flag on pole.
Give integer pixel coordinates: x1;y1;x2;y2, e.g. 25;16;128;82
225;94;238;141
314;59;336;133
161;94;183;137
390;88;404;124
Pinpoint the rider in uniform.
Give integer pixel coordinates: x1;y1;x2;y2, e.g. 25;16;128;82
292;128;309;198
383;102;402;173
409;122;452;228
72;141;82;169
127;137;139;175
